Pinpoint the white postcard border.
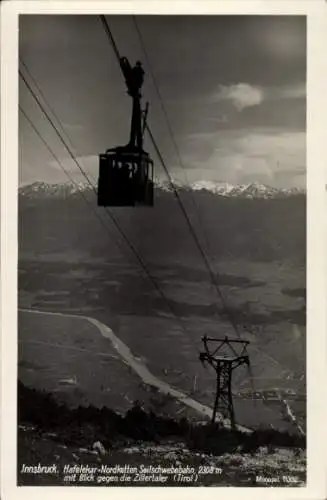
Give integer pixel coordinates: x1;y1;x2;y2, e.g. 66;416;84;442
1;1;326;499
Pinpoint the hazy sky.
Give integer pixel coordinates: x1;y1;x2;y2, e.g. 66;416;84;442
19;15;306;188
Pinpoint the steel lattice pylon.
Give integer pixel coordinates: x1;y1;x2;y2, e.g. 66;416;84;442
200;335;250;428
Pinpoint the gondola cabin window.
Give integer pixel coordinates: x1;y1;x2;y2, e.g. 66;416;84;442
97;149;153;207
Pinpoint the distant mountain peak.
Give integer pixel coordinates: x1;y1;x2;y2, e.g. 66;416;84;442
154;179;304;199
19;181;93;198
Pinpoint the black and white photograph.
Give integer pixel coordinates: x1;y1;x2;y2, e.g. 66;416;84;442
1;1;327;496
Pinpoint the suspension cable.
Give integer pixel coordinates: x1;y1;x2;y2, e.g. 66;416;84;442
19;104;125;246
19;57;77;155
100;14;121;62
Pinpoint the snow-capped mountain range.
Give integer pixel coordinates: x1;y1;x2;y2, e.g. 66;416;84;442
155;180;304;198
19;180;305;200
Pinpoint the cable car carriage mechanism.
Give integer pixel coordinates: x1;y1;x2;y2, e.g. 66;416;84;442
98;58;154;207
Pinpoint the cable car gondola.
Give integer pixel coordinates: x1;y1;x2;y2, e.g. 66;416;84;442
98;58;154;207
